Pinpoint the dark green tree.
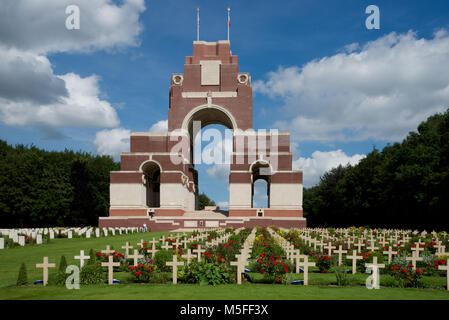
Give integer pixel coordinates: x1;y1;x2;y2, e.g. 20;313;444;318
304;108;449;231
58;255;68;273
16;262;28;286
198;193;216;210
0;140;119;227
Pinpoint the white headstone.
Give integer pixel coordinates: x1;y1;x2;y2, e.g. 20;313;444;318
68;231;72;239
18;236;25;246
166;255;184;284
49;230;54;239
102;256;120;285
36;234;42;245
0;237;4;249
36;257;56;286
95;229;100;238
75;250;90;268
438;259;449;291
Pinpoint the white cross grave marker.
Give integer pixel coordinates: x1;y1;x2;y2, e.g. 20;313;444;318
382;246;398;264
230;254;249;285
365;256;385;289
137;239;145;249
325;242;336;256
346;250;363;274
182;249;194;265
102;255;120;285
101;245;114;255
438;259;449;291
129;249;144;266
147;243;159;259
122;242;133;257
297;255;316;286
75;250;90;268
406;251;423;270
166;255;184;284
36;257;56;286
334;245;348;265
193;245;205;262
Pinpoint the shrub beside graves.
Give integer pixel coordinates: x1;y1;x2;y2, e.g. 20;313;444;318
388;263;423;288
80;264;106;285
16;262;28;286
88;249;96;265
53;255;69;286
332;264;349;286
58;256;68;273
182;260;203;284
315;254;333;273
183;261;232;286
154;250;173;272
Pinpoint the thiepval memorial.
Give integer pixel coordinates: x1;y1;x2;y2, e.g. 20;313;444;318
100;40;306;231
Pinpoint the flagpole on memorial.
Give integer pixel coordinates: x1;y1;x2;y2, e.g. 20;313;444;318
227;8;230;41
197;8;200;41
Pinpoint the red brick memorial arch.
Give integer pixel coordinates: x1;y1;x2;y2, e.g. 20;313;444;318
100;40;306;231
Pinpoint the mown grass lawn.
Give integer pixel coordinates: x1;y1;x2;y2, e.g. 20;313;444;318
1;232;448;300
1;283;449;300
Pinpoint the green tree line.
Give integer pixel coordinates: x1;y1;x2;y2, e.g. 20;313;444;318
0;141;119;227
304;109;449;231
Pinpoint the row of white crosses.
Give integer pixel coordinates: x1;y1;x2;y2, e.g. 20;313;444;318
163;228;234;284
0;227;140;249
295;227;448;265
34;228;241;287
101;235;200;286
281;227;449;289
269;227;317;285
230;228;256;284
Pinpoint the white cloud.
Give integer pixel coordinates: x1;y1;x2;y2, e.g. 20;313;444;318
0;71;119;128
94;127;131;160
0;0;146;54
201;134;232;181
217;201;229;209
0;46;67;104
149;120;168;132
0;0;146;130
293;149;365;187
206;164;230;181
254;30;449;142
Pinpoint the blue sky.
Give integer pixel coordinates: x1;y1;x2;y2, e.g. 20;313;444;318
1;0;449;209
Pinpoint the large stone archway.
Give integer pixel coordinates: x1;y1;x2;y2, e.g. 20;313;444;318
182;103;236;164
102;40;306;230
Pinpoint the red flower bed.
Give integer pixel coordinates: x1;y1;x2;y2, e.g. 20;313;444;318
129;264;153;282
